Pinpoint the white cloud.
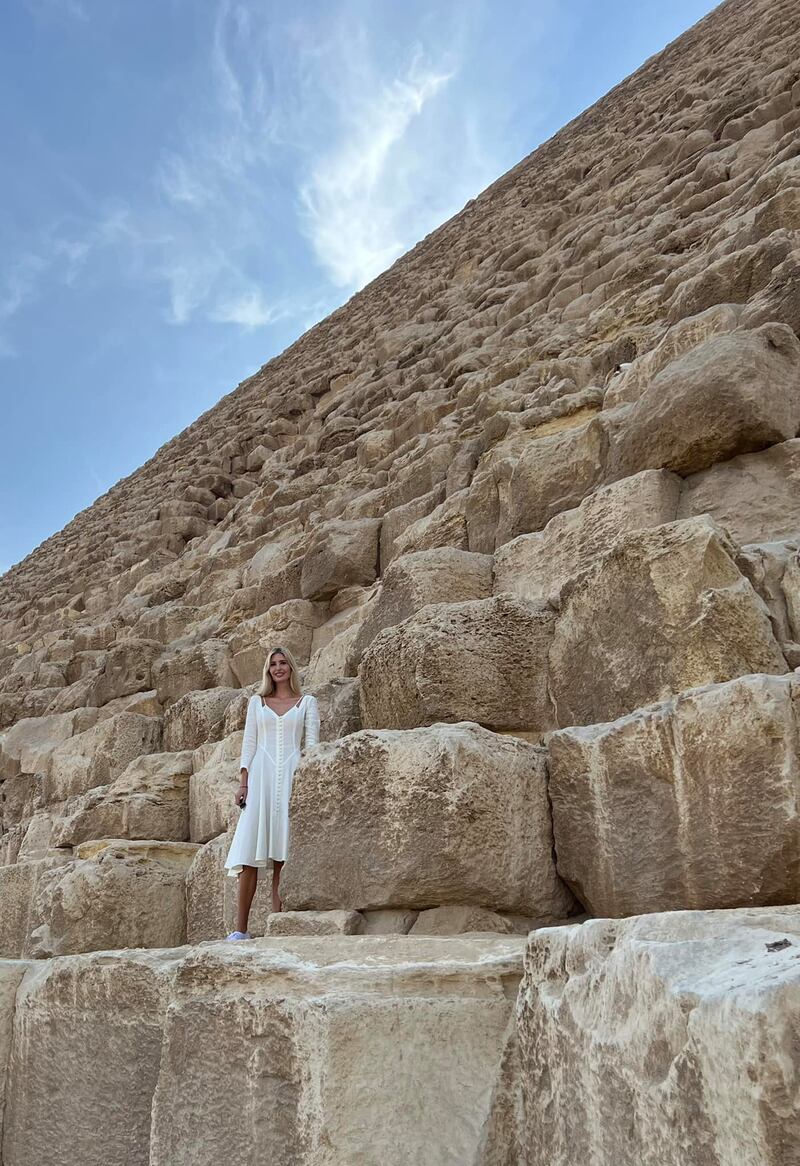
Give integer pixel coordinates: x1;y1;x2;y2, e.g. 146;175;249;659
210;288;283;329
299;59;454;289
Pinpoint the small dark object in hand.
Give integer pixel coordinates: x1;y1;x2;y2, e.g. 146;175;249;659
765;938;791;952
238;794;246;810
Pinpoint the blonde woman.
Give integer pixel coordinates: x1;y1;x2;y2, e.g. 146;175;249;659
224;645;320;939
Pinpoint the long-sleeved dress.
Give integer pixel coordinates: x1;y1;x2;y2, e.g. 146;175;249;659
224;693;320;877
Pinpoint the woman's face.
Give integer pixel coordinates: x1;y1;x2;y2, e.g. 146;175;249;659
269;652;290;684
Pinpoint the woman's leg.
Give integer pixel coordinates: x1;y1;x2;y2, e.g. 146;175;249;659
237;865;258;933
271;860;283;913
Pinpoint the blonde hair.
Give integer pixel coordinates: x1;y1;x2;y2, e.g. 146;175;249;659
258;645;302;697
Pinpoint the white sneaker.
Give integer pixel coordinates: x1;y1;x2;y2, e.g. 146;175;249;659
224;930;251;941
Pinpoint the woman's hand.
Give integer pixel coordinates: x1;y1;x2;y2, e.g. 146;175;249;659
235;783;248;808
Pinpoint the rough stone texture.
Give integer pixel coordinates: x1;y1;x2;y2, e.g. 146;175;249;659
2;936;525;1166
162;686;240;751
26;840;199;958
679;438;800;546
548;673;800;916
494;470;681;602
42;712;163;804
300;519;382;600
0;856;71;959
410;905;514;936
189;731;243;844
52;749;193;847
517;909;800;1166
282;722;575;918
549;517;788;728
360;595;557;734
348;547;493;669
607;324;800;479
265;910;364;936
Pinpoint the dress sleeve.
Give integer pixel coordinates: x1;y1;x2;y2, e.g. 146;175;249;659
303;695;320;751
239;696;258;772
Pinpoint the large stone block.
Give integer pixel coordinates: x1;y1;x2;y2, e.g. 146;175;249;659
679;437;800;545
360;595;556;734
548;673;800;916
3;949;174;1166
162;685;240;751
228;599;328;683
0;708;98;781
43;712;163;804
549;517;787;728
153;639;237;707
0;856;71;959
348;547;492;668
149;936;525;1166
53;750;193;847
494;470;681;602
607;323;800;479
517;909;800;1166
300;518;381;600
282;722;575;917
91;637;161;706
189;731;243;844
27;839;199;958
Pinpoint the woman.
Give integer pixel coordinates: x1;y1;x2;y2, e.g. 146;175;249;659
224;645;320;940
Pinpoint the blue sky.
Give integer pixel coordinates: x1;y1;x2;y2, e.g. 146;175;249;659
0;0;719;573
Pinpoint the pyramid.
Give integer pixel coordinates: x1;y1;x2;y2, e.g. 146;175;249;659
1;0;800;1162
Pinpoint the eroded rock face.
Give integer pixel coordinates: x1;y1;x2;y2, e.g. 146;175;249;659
548;672;800;916
549;517;787;728
517;909;800;1166
282;722;575;918
2;935;526;1166
359;595;557;734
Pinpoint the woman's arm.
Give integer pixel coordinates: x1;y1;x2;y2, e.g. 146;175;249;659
303;695;320;751
237;696;258;802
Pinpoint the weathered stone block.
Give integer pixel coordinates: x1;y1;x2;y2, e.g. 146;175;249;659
282;722;575;917
360;595;556;734
43;712;163;803
549;517;787;728
162;686;240;751
549;673;800;916
300;518;381;600
517;909;800;1166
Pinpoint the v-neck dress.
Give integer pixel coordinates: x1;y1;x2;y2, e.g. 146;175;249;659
224;692;320;876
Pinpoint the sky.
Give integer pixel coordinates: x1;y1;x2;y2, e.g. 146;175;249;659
0;0;720;574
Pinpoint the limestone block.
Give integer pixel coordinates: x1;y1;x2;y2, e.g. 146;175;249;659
53;750;193;847
189;731;243;843
184;828;272;942
517;908;800;1166
43;712;163;804
494;470;681;601
349;547;493;667
0;856;71;959
360;909;419;935
679;437;800;545
736;540;800;660
27;839;199;957
360;596;556;734
3;948;175;1166
148;936;525;1166
265;910;364;936
310;677;362;741
153;639;237;707
549;517;787;728
390;488;470;559
0;708;98;781
228;599;328;683
607;323;800;480
410;906;514;936
505;415;608;542
91;636;161;705
162;685;240;751
0;960;28;1147
549;673;800;916
379;484;446;565
604;303;743;409
282;722;575;917
304;619;362;687
300;518;382;600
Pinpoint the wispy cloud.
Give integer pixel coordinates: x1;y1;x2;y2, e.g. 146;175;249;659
300;57;454;288
210;288;286;329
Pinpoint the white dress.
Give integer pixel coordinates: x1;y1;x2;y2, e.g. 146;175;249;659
224;693;320;877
